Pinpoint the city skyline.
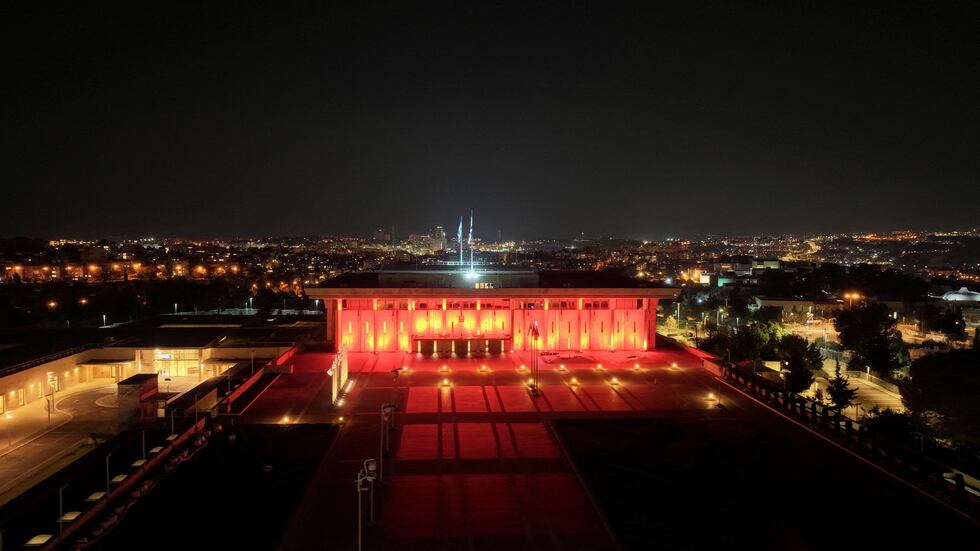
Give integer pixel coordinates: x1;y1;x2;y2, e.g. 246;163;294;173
5;223;980;243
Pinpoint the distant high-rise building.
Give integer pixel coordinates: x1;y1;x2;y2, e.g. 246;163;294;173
373;226;392;243
430;226;447;252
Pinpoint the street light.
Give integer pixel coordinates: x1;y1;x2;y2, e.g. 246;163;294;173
58;484;67;535
105;452;112;494
379;403;395;482
844;292;861;309
356;459;378;551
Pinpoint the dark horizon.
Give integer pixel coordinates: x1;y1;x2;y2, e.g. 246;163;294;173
3;2;978;239
2;222;979;245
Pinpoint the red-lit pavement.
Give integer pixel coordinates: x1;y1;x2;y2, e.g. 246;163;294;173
245;347;737;550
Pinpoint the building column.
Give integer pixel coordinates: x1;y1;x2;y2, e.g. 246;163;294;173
326;299;340;351
646;299;658;350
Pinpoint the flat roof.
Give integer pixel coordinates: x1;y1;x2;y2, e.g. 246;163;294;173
109;324;320;350
119;373;157;385
308;269;679;299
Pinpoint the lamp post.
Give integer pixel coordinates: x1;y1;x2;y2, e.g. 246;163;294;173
58;484;67;535
47;374;58;424
379;403;394;482
105;452;112;494
356;459;378;551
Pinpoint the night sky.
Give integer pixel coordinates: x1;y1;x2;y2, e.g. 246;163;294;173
3;2;978;240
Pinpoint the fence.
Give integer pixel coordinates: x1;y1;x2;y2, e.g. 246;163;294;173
845;370;902;395
0;344;100;377
818;347;851;363
720;362;980;512
170;308;322;316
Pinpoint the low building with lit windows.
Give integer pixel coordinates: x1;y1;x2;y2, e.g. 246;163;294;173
0;321;315;415
306;268;679;354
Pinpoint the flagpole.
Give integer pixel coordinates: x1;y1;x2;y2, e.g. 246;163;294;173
528;322;540;396
458;216;463;268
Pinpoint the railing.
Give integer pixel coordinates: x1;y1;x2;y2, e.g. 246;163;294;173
44;418;210;550
844;370;902;395
719;362;980;513
818;347;851;362
0;344;100;377
170;308;322;316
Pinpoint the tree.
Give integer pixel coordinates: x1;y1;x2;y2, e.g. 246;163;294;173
752;306;782;324
780;334;819;393
749;320;786;359
834;302;905;378
920;304;966;340
863;407;918;448
900;348;980;448
825;361;858;412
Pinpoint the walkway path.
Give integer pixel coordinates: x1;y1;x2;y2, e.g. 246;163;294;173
0;383;118;505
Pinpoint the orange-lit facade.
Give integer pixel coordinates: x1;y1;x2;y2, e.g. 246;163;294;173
307;270;679;354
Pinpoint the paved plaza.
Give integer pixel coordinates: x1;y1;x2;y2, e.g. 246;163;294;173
245;345;743;550
235;334;980;550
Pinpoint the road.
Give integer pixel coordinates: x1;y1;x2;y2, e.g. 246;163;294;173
0;384;118;505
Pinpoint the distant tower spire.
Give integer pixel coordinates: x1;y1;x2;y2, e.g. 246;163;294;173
468;210;474;271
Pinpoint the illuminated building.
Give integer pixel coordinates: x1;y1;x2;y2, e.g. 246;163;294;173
307;268;679;353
